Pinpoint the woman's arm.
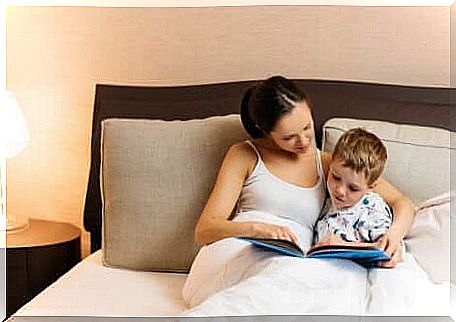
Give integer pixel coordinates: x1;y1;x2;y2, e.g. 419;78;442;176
373;176;415;267
195;143;299;246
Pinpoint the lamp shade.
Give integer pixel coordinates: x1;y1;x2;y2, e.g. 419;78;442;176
0;91;30;159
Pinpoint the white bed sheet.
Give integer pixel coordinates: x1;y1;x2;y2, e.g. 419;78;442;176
14;250;187;317
12;248;455;318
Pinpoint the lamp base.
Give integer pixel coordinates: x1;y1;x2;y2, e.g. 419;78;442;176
0;213;30;232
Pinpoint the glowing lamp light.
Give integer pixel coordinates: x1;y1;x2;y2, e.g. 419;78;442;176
0;90;30;231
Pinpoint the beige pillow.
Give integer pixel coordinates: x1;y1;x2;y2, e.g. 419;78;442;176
101;115;248;272
322;118;453;205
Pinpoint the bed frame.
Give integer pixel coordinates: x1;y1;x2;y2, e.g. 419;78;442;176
84;79;454;253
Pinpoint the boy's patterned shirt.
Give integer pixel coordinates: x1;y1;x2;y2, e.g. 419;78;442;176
314;192;393;244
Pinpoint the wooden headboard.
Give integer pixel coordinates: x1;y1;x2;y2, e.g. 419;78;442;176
84;79;453;253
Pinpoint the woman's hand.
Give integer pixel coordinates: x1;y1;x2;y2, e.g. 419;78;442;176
372;176;414;268
376;230;403;268
251;222;299;245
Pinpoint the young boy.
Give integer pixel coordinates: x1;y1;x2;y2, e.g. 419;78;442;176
312;128;448;315
314;127;394;247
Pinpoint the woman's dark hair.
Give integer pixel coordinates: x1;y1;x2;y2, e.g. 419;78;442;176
240;76;311;138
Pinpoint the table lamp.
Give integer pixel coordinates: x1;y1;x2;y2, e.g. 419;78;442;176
0;90;30;231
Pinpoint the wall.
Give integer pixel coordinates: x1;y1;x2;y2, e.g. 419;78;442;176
6;5;450;257
450;1;455;287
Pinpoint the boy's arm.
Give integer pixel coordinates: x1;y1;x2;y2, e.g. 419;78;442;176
313;234;380;249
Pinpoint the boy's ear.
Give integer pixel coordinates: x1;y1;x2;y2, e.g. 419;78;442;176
368;180;378;190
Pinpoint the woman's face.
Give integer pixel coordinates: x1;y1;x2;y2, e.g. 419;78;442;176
269;101;314;154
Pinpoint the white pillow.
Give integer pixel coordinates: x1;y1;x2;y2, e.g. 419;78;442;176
404;192;452;283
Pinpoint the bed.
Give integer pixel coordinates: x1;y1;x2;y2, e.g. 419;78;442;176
10;79;455;321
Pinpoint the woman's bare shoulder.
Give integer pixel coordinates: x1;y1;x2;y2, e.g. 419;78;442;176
320;151;332;177
320;151;332;163
229;141;257;157
226;141;258;174
227;141;257;164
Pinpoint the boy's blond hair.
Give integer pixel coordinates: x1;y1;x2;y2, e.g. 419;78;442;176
332;128;387;185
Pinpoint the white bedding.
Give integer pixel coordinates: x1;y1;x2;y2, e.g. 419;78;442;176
183;240;450;317
14;194;454;318
14;251;187;317
182;208;451;317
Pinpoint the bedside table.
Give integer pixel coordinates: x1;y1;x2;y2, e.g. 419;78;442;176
6;219;81;318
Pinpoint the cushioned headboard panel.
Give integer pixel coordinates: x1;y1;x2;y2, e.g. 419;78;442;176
84;79;453;253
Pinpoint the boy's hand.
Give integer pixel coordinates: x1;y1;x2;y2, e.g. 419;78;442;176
376;230;403;268
315;234;346;247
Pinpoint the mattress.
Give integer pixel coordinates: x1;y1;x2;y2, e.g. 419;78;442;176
14;250;187;317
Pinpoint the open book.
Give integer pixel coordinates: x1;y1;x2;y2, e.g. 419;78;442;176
238;237;390;267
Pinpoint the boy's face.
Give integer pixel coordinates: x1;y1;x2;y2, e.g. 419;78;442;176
327;158;374;210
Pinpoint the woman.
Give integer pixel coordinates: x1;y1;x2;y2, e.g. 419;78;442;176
181;76;417;315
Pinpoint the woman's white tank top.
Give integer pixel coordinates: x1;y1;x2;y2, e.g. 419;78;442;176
235;140;327;243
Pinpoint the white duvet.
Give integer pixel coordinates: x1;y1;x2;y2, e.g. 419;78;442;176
181;196;452;317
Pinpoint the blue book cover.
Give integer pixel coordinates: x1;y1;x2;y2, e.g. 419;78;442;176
238;237;390;267
307;244;390;265
238;237;305;258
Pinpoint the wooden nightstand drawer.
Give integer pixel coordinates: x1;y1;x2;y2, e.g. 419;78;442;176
6;250;29;313
6;220;81;318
